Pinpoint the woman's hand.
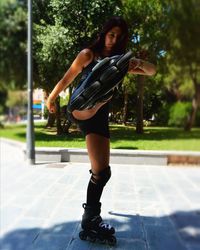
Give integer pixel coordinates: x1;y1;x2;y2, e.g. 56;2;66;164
46;97;56;113
129;58;141;69
128;57;156;76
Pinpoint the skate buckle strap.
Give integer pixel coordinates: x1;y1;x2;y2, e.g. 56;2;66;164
89;167;111;187
91;215;112;230
91;215;102;224
89;169;101;184
99;222;112;230
89;169;98;176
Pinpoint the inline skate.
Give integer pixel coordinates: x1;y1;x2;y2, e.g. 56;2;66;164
79;203;117;246
69;51;133;112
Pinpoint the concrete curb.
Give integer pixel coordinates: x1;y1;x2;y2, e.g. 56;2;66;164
1;137;200;166
35;147;200;166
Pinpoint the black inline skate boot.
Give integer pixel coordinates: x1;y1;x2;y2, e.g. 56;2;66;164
79;202;117;246
68;51;133;112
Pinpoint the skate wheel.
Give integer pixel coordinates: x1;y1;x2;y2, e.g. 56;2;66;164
116;51;133;69
92;57;110;72
88;236;96;243
70;96;85;111
82;81;101;98
79;231;87;241
100;66;118;82
107;235;117;246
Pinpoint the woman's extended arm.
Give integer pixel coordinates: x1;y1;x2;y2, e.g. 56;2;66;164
46;49;93;113
128;58;156;76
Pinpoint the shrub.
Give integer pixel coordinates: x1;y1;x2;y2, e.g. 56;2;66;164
195;108;200;126
155;103;171;126
168;102;192;127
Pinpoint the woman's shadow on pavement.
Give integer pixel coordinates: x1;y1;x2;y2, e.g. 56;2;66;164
1;210;200;250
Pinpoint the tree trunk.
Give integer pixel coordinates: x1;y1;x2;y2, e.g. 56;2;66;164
46;113;56;128
61;105;72;134
55;97;63;135
184;83;200;131
136;75;145;134
123;88;128;125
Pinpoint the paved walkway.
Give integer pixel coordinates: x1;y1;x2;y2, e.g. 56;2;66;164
0;140;200;250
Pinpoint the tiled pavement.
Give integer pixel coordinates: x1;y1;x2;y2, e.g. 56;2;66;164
0;139;200;250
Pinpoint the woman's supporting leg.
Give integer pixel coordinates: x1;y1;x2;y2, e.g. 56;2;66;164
85;133;110;206
86;133;110;172
80;132;116;243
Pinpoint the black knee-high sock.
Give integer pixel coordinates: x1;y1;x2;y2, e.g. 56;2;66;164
86;167;111;207
86;180;104;207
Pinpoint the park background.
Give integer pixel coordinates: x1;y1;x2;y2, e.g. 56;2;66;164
0;0;200;151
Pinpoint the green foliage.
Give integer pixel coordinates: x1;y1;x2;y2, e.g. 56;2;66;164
166;0;200;92
33;0;54;25
0;0;27;88
122;0;169;61
34;23;72;90
0;0;27;114
168;102;192;127
0;82;8;114
163;58;194;100
156;103;171;126
195;109;200;126
33;0;122;91
123;74;137;94
164;0;200;130
6;90;27;107
1;0;199;129
168;0;200;66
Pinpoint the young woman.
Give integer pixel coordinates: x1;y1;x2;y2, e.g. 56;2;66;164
46;16;156;244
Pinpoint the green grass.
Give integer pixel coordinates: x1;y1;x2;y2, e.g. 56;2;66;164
1;122;200;151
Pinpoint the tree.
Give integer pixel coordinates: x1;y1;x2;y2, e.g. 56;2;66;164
33;0;122;91
33;0;122;134
0;0;27;115
0;0;27;89
167;0;200;130
122;74;136;124
122;0;170;133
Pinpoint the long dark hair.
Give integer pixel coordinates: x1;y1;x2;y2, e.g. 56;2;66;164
89;16;129;57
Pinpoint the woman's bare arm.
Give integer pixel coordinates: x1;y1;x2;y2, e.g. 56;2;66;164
46;49;93;112
128;58;156;76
